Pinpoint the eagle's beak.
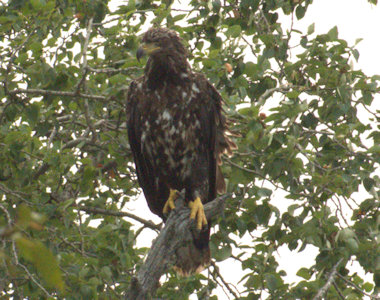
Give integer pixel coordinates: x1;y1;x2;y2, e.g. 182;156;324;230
136;43;160;62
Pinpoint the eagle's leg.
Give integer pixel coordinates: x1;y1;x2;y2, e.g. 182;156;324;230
189;197;208;230
163;189;178;214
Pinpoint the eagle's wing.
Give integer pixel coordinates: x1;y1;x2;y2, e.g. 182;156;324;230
197;75;236;200
126;81;169;218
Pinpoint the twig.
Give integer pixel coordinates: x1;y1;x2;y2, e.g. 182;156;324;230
337;273;379;299
224;157;261;175
0;204;52;297
8;88;106;101
78;206;162;231
17;262;53;298
332;281;345;300
0;183;32;204
312;258;343;300
257;84;291;105
210;261;240;299
86;66;139;75
47;126;57;148
125;194;228;299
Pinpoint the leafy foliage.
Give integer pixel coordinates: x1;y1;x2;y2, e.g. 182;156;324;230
0;0;379;298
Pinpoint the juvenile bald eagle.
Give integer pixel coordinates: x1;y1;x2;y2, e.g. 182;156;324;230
126;28;235;275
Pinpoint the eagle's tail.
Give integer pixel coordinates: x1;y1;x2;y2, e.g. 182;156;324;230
173;227;210;276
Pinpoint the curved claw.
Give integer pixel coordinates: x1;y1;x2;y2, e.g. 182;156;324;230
163;189;178;214
189;197;208;230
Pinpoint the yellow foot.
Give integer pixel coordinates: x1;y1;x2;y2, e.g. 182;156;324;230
189;197;208;230
163;189;178;214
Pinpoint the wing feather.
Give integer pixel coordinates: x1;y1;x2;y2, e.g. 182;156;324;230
196;75;236;200
126;81;169;218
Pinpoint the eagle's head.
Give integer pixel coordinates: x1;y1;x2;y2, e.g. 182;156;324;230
137;28;190;89
136;28;187;62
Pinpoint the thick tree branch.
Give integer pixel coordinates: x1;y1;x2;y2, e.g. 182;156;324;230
125;194;228;299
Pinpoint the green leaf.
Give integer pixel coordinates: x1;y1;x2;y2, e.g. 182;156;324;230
296;267;311;280
307;23;315;35
265;273;282;291
352;48;360;61
286;90;300;99
362;282;374;292
25;103;40;126
30;0;44;10
245;274;262;289
295;5;306;20
346;238;359;252
254;204;271;225
226;25;241;38
214;244;232;261
363;177;375;192
327;26;338;40
368;145;380;154
15;237;65;292
257;187;272;198
244;62;257;77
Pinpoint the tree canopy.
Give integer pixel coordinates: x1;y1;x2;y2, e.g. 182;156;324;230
0;0;379;299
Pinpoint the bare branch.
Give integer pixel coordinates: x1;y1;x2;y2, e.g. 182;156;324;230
17;262;53;298
332;281;345;300
312;258;343;300
0;183;32;204
8;88;106;101
78;206;162;231
257;84;291;105
86;66;140;75
224;157;261;175
125;193;228;299
210;261;240;299
337;273;379;299
0;203;52;298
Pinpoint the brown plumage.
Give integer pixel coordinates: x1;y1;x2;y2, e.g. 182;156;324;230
126;28;235;275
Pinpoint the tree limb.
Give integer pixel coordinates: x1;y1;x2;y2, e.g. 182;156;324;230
210;261;240;299
312;258;343;300
78;206;162;231
125;193;228;299
8;88;106;101
337;273;379;299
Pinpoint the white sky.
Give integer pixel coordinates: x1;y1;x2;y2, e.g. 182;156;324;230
112;0;380;298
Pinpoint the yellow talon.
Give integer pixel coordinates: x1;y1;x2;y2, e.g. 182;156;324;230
163;189;178;214
189;197;208;230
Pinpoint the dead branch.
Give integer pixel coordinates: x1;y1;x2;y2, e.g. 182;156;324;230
125;193;228;299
